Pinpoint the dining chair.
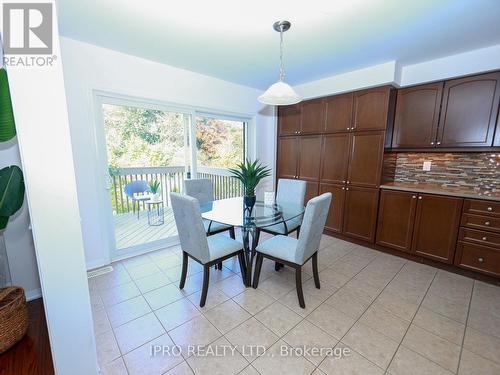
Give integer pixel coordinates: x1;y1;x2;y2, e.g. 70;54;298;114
252;192;332;308
170;193;246;307
185;178;236;269
255;178;307;270
124;180;151;219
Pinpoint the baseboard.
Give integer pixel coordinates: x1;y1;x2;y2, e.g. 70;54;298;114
86;258;109;271
25;288;42;301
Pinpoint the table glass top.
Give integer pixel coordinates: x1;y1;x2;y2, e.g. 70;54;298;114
200;197;304;229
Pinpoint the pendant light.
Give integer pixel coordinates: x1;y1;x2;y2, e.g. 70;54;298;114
258;21;302;106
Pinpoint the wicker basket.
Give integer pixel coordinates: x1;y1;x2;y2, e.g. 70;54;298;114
0;287;28;353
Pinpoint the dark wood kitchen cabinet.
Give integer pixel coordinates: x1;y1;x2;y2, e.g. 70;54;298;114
376;190;417;252
392;82;443;148
325;93;353;133
342;187;379;242
320;133;350;185
412;194;463;263
278;104;301;136
353;87;393;131
277;137;299;179
437;72;500;147
320;183;346;233
277;135;321;202
347;131;385;188
301;98;325;134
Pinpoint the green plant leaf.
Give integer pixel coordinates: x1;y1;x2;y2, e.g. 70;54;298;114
228;159;271;197
0;69;16;142
0;166;25;230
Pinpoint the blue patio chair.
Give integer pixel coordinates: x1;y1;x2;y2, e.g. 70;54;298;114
124;180;151;219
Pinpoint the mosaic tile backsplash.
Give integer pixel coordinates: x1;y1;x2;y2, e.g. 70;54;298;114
384;152;500;193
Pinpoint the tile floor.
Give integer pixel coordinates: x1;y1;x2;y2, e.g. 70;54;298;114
88;234;500;375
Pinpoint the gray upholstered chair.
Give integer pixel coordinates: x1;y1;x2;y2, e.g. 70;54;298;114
170;193;246;307
256;178;307;270
185;178;236;270
252;192;332;308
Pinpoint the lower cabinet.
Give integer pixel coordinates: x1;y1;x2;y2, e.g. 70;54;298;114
412;194;463;263
455;242;500;277
376;190;463;264
320;183;345;234
342;187;379;242
304;182;319;204
376;190;417;252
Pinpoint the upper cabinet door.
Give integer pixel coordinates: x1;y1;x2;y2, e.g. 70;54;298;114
353;87;391;131
325;93;353;133
437;72;500;147
298;136;322;181
277;137;298;179
278;104;301;136
321;134;350;185
392;82;444;148
347;131;385;188
301;99;325;134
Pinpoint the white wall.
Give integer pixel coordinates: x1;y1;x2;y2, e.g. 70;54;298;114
59;37;274;268
6;1;99;373
0;138;41;300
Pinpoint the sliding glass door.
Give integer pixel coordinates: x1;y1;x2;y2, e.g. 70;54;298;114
97;96;249;256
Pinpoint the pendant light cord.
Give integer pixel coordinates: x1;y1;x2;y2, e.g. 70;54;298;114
279;28;285;81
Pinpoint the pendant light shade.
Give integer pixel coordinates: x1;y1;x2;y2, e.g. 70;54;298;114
259;20;302;106
258;81;302;106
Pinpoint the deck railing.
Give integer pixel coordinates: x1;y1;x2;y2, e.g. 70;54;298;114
110;166;242;214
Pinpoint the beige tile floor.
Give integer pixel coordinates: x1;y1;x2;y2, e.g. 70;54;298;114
88;234;500;375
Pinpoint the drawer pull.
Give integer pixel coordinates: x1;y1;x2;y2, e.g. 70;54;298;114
478;257;484;263
412;195;416;199
487;207;493;212
485;221;491;226
482;236;488;241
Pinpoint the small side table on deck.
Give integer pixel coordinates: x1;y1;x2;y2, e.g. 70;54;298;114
145;199;164;226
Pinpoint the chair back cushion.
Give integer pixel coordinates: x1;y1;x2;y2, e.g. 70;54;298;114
124;180;150;199
276;179;307;207
184;179;214;205
170;193;210;263
295;192;332;264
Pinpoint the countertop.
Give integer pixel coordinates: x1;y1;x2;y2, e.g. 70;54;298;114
380;182;500;202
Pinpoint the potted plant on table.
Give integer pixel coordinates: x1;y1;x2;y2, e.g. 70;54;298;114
0;67;29;353
149;180;161;201
229;159;271;211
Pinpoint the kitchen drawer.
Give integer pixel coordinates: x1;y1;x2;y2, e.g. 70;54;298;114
459;228;500;249
461;214;500;233
455;241;500;277
463;199;500;217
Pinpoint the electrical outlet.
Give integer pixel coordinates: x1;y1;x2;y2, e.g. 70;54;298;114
423;161;432;171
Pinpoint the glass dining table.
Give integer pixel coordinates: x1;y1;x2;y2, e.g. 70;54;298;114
200;197;305;286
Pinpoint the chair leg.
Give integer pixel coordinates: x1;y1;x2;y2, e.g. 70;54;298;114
217;262;223;270
252;253;264;289
179;251;188;289
295;266;305;308
312;252;320;289
199;265;210;308
255;229;261;245
237;251;246;285
229;227;236;239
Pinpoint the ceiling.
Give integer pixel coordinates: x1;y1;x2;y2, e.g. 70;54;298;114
57;0;500;89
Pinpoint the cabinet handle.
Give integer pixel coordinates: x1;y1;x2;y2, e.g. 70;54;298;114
437;141;441;145
342;187;345;190
487;206;493;212
342;180;346;183
482;236;488;241
430;142;434;145
346;188;350;191
478;257;484;263
412;195;416;199
346;127;350;130
418;196;423;200
346;181;350;184
485;221;490;226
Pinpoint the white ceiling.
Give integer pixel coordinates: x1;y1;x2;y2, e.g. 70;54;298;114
57;0;500;89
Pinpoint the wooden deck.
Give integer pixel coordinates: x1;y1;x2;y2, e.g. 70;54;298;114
113;208;178;249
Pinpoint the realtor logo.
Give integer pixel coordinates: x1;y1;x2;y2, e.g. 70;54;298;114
3;3;53;55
